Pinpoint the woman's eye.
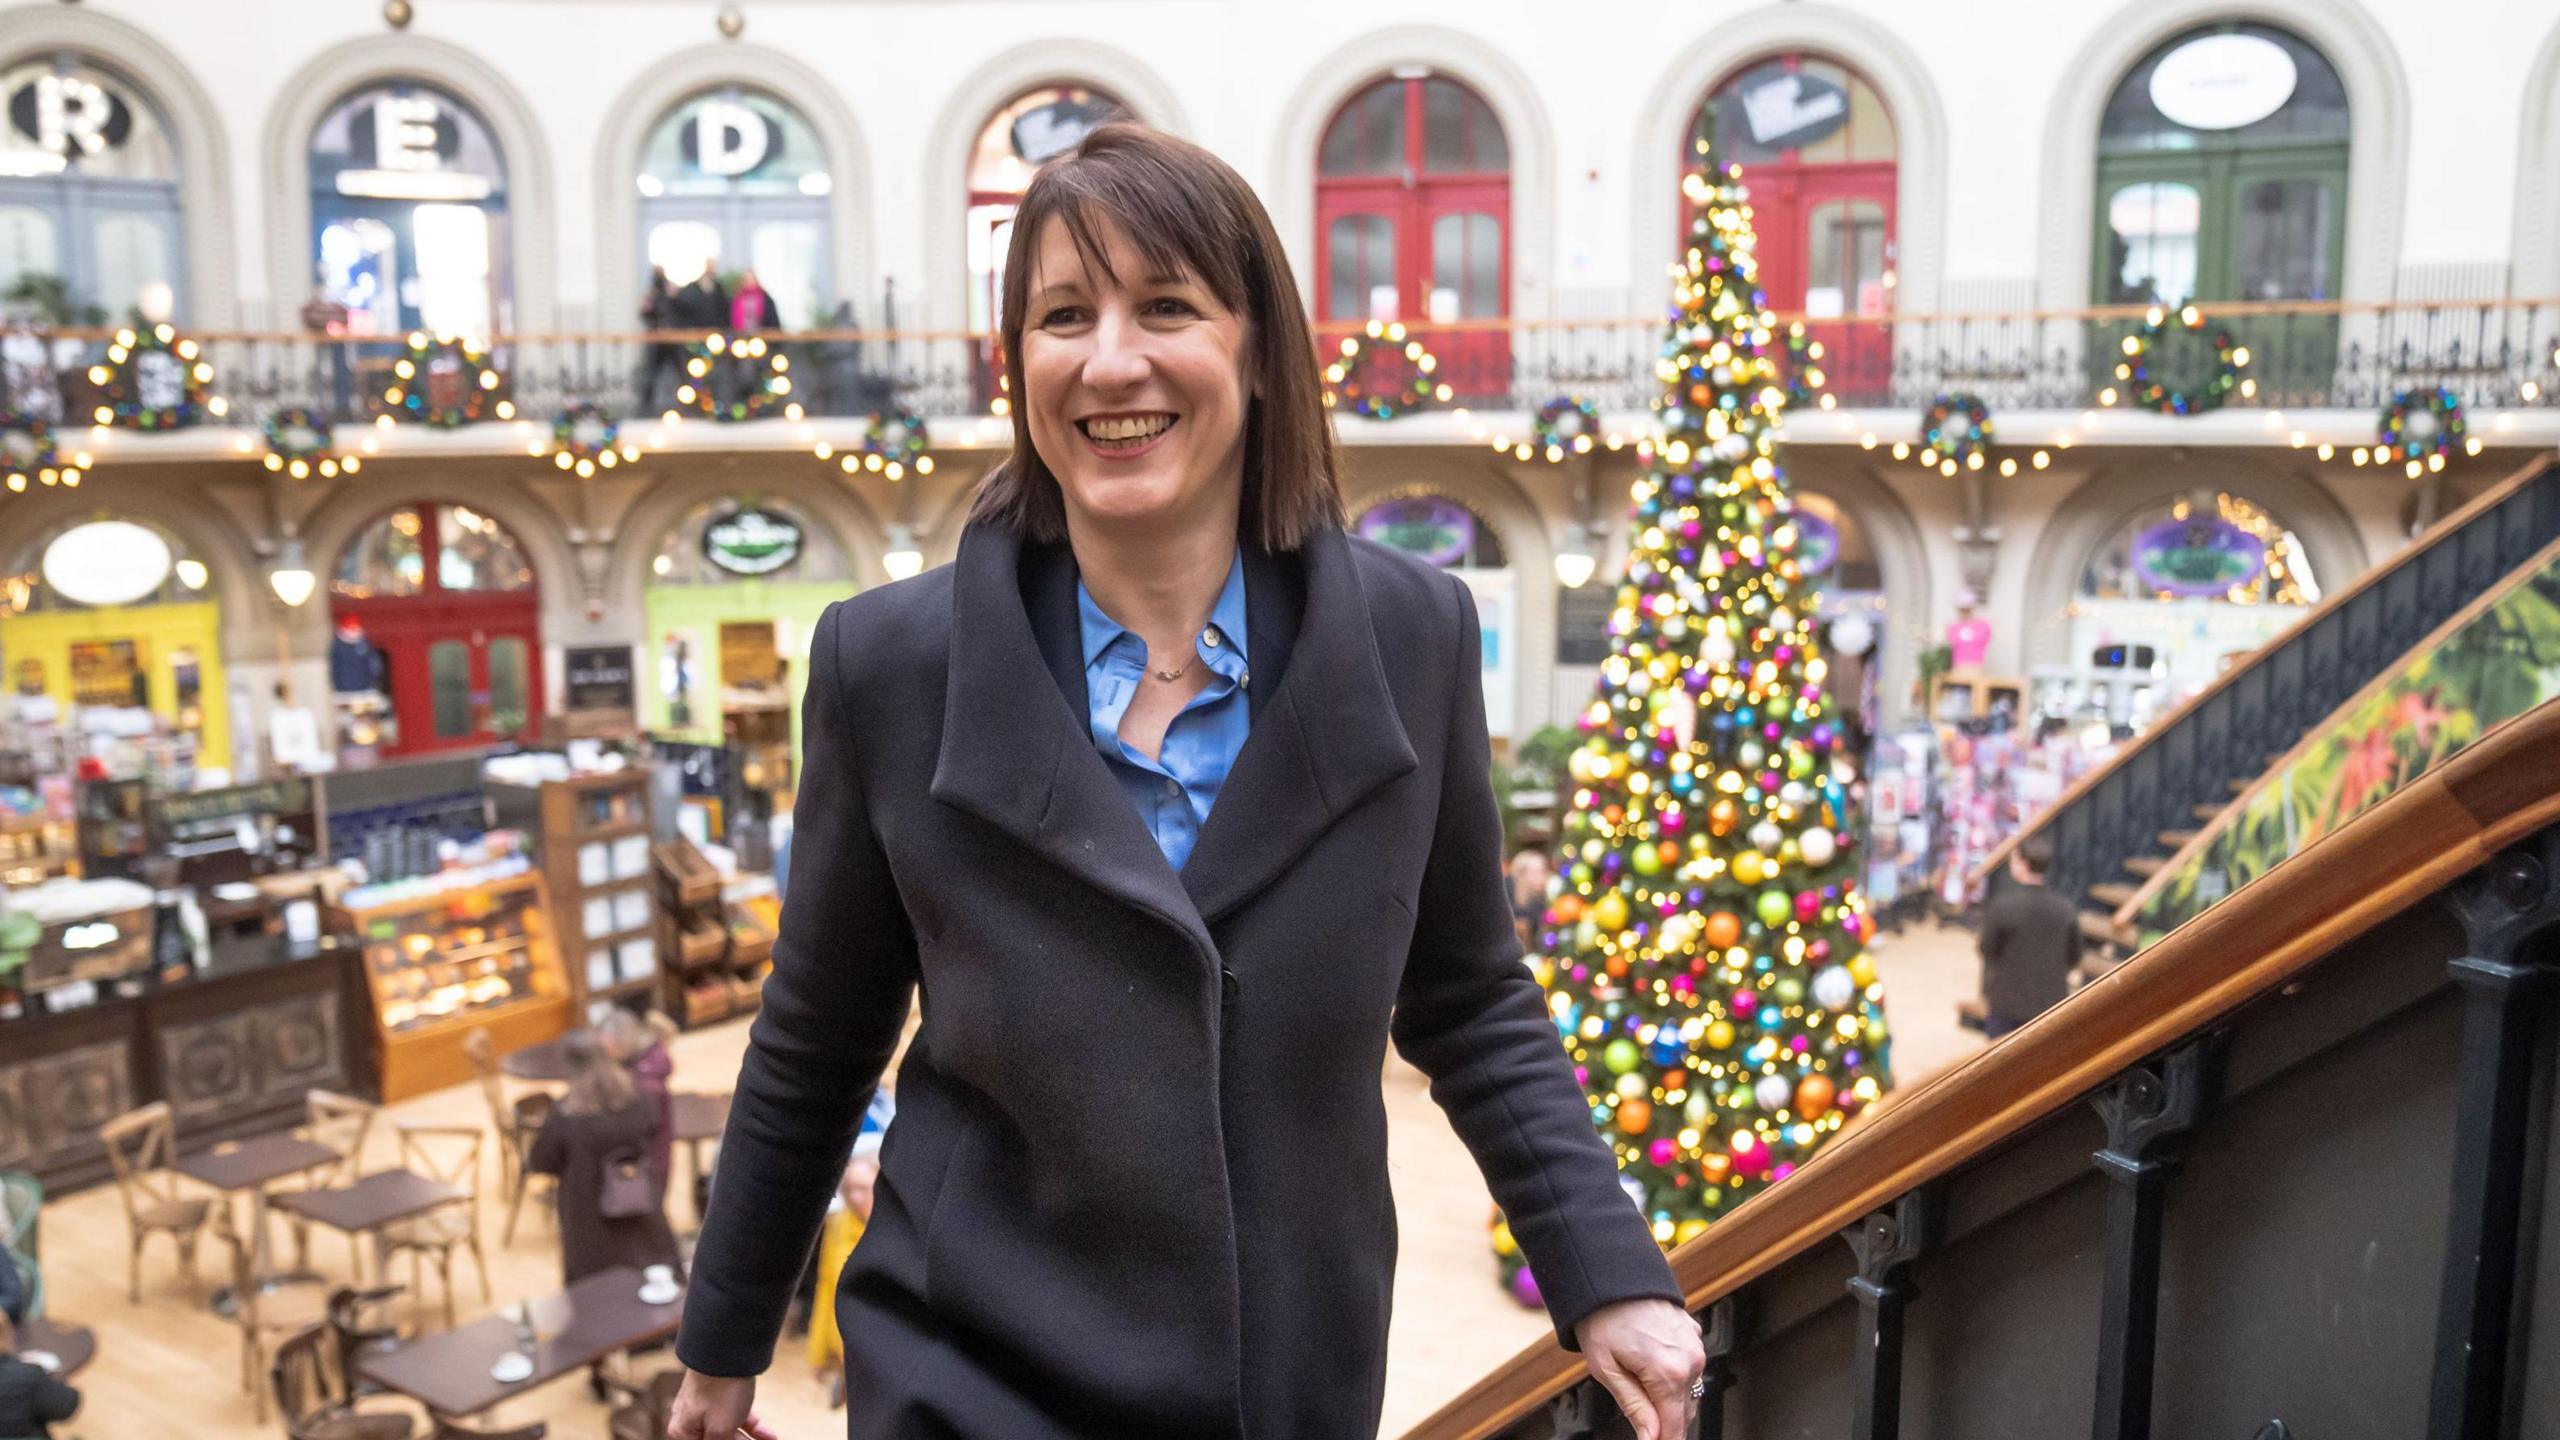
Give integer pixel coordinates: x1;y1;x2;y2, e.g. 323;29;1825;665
1039;306;1089;327
1146;297;1200;318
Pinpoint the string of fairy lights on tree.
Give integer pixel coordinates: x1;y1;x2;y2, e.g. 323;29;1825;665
1495;129;1893;1305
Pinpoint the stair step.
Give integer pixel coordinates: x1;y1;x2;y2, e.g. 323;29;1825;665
2193;803;2225;822
2229;776;2254;795
2123;855;2167;879
2078;909;2131;946
2159;829;2200;851
2088;882;2139;909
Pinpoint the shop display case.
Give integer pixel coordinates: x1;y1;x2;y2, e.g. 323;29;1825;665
339;864;570;1101
497;767;662;1025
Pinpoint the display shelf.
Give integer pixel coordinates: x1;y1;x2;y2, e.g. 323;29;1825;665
502;765;665;1018
339;868;570;1102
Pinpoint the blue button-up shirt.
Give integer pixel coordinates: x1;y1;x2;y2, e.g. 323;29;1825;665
1077;552;1251;872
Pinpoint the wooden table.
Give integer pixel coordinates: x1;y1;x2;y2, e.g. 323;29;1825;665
353;1265;682;1417
498;1031;590;1083
270;1169;467;1273
16;1316;96;1379
175;1132;346;1296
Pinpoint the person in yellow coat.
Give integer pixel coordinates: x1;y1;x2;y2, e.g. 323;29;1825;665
806;1091;891;1404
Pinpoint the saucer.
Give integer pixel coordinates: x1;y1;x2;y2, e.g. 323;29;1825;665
488;1352;535;1384
637;1280;681;1306
19;1350;57;1372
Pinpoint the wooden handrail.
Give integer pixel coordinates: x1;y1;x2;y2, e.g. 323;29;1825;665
1968;452;2559;892
2111;526;2560;929
1405;695;2560;1440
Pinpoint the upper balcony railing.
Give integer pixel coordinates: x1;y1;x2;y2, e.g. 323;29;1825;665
4;298;2557;436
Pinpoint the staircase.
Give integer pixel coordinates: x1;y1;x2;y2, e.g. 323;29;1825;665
1404;698;2560;1440
1972;454;2560;959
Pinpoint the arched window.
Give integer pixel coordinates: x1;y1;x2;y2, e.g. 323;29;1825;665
966;84;1129;404
330;503;541;756
1687;56;1896;399
309;83;511;339
1316;72;1509;398
1354;490;1514;735
2071;490;2322;709
638;88;833;329
0;56;186;324
333;503;533;599
5;516;210;613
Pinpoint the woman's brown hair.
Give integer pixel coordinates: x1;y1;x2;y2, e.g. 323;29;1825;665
966;123;1343;551
561;1032;636;1117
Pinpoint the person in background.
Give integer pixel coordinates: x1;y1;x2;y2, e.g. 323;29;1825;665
597;1007;676;1187
0;1311;77;1440
805;1090;895;1405
731;269;781;333
671;269;730;332
639;266;683;409
528;1034;681;1284
1506;845;1552;950
1975;834;2082;1038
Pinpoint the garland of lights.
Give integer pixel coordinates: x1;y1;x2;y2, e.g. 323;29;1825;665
673;332;795;421
1918;393;1993;471
1323;320;1450;420
1507;395;1602;463
2365;387;2471;477
0;412;83;492
89;324;217;429
2104;304;2252;416
843;404;934;482
550;401;636;477
1782;322;1829;413
383;334;509;427
261;406;355;479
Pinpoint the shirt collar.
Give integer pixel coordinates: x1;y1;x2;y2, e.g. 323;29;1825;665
1077;548;1251;670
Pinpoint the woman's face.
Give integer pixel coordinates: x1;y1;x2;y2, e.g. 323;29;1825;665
1019;213;1252;537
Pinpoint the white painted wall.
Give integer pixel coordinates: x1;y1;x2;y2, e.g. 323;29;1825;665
46;0;2560;328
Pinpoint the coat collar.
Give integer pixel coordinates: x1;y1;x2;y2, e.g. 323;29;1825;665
930;520;1417;944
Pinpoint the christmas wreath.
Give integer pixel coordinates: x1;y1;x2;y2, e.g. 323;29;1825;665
0;412;83;492
1920;393;1993;471
261;406;353;479
846;405;934;481
1323;321;1450;420
2372;387;2470;475
674;332;795;421
383;334;509;427
1510;395;1602;463
2104;304;2252;416
550;401;633;477
89;324;217;429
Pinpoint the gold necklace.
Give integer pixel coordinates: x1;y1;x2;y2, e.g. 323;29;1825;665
1151;652;1195;683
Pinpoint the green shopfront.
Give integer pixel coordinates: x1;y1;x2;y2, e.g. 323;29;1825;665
641;496;853;765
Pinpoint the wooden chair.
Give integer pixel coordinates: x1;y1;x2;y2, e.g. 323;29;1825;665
376;1123;490;1328
270;1320;417;1440
463;1028;554;1244
288;1089;381;1276
224;1222;335;1421
606;1369;685;1440
428;1418;548;1439
96;1101;213;1303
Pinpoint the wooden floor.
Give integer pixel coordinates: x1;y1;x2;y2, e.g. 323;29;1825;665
34;919;1979;1438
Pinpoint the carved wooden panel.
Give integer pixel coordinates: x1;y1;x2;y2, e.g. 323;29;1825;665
252;990;344;1102
0;1067;30;1170
159;1011;258;1125
22;1040;132;1165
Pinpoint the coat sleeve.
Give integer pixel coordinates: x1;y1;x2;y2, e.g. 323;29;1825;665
677;600;921;1378
1389;577;1684;1351
525;1112;567;1179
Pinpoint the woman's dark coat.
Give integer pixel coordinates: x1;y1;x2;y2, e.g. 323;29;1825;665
526;1100;681;1285
678;520;1680;1438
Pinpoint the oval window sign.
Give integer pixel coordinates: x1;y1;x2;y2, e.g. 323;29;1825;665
2149;32;2298;132
43;520;173;607
701;505;804;577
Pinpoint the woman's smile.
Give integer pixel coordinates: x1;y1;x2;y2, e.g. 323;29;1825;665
1077;411;1181;458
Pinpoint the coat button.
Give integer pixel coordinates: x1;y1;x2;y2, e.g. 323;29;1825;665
1220;968;1240;1004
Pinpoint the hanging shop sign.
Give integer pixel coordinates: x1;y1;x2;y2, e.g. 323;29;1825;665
1726;65;1851;152
42;519;172;607
683;98;779;178
1356;496;1476;569
2130;515;2266;598
7;71;136;164
1010;94;1118;166
700;505;804;577
2148;33;2297;132
565;645;638;713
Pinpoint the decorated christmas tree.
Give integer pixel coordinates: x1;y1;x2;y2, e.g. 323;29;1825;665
1494;133;1894;1303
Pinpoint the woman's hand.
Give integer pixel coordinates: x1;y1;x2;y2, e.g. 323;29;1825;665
1575;1298;1706;1440
667;1371;779;1440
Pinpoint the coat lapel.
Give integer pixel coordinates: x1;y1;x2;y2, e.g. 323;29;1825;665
1180;526;1417;925
929;523;1210;951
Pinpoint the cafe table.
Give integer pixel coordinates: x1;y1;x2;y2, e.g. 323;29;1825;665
353;1265;682;1418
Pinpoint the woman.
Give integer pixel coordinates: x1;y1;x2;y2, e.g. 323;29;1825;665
671;125;1700;1440
596;1007;675;1186
527;1033;680;1287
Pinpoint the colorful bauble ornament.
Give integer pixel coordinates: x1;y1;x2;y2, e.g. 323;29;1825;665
1704;1019;1735;1050
0;412;86;492
1728;1132;1772;1179
260;406;354;479
1509;395;1602;463
1754;1074;1793;1111
1323;320;1450;420
1703;911;1741;949
2103;304;2252;416
1732;851;1769;885
674;332;794;421
1799;827;1836;866
1592;890;1630;932
383;333;507;427
90;324;219;429
1795;1074;1836;1118
1490;1219;1517;1257
1603;1038;1641;1074
1617;1097;1653;1134
2367;387;2475;477
845;404;935;480
549;401;639;477
1917;393;1992;473
1812;965;1857;1011
1754;889;1792;927
1508;1266;1542;1308
1674;1217;1711;1246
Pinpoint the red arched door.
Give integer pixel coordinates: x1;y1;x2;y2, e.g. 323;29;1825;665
1316;72;1511;402
1687;56;1897;403
330;503;542;756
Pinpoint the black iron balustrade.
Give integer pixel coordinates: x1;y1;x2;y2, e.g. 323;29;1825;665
3;300;2556;431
